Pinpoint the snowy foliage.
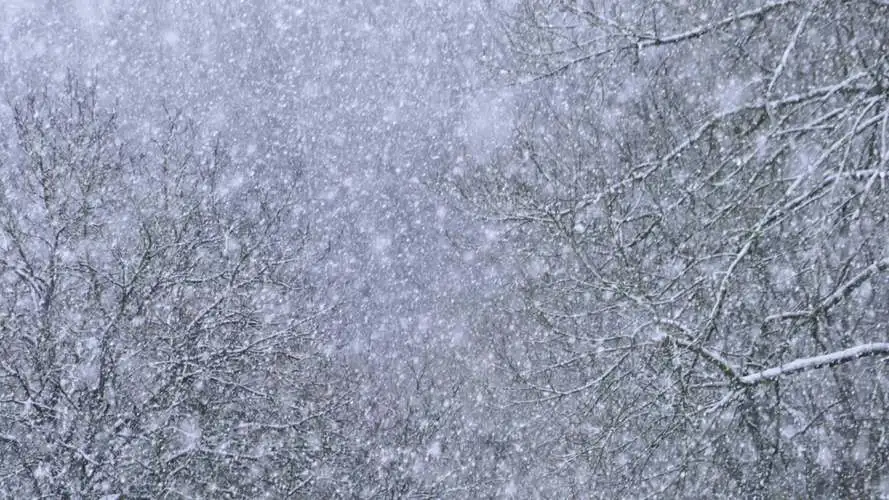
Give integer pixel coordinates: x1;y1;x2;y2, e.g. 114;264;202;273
459;0;889;496
1;0;888;497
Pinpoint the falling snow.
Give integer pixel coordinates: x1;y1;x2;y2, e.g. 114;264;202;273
0;1;888;498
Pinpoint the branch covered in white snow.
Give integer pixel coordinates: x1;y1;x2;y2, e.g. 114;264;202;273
739;343;889;385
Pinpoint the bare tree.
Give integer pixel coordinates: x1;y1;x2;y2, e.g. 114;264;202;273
0;75;349;497
459;1;889;496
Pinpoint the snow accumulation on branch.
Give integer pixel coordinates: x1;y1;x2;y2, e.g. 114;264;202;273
820;257;889;311
739;343;889;385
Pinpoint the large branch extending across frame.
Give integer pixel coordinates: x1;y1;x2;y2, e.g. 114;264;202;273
666;333;889;386
739;343;889;385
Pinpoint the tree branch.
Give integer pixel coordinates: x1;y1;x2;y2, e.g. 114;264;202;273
740;343;889;385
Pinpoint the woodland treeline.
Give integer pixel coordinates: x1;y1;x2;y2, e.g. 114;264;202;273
1;1;888;497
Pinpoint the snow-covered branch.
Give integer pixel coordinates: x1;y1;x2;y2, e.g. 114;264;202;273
668;338;889;386
740;343;889;385
820;258;889;311
667;335;739;380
